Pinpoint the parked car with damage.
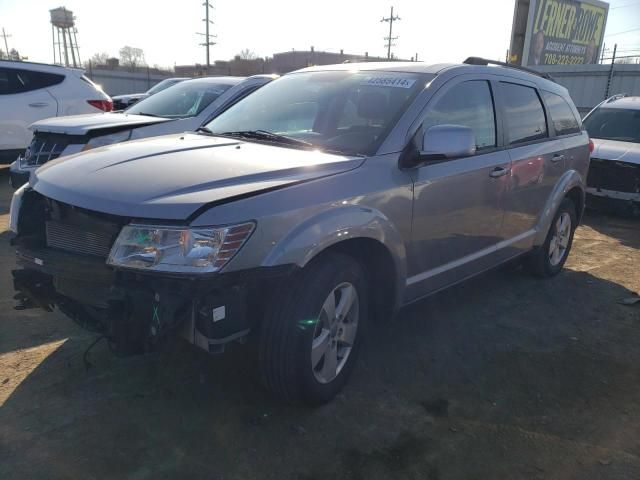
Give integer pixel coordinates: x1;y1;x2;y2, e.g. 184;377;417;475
9;58;590;404
9;75;276;187
0;60;112;164
111;77;188;110
582;94;640;216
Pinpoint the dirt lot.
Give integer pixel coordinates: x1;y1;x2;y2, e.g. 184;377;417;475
0;165;639;480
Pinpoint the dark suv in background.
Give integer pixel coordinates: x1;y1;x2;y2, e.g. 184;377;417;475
10;58;590;404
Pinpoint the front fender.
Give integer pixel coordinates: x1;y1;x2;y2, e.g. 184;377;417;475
534;169;585;245
262;205;408;306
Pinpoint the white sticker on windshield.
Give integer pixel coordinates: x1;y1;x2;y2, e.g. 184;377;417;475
361;76;416;88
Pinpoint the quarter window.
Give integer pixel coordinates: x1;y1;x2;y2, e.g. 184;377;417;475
421;80;497;150
542;91;581;136
0;68;64;95
501;83;548;145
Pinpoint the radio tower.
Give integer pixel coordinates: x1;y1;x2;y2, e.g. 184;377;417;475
197;1;217;69
381;6;400;60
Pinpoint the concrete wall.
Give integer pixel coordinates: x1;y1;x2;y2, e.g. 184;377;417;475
84;68;174;96
536;63;640;114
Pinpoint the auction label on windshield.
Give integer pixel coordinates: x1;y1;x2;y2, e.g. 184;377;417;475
361;76;416;88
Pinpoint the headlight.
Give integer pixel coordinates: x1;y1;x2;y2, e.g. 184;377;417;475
9;183;28;234
83;130;132;151
107;222;255;273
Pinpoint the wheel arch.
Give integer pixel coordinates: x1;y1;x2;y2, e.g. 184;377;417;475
262;206;407;316
534;169;585;246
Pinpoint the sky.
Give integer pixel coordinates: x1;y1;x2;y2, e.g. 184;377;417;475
0;0;639;68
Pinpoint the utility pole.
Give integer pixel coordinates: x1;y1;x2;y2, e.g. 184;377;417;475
197;1;216;69
1;28;11;59
381;6;400;60
605;43;617;99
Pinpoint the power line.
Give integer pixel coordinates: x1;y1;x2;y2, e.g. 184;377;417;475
381;6;400;60
605;27;640;37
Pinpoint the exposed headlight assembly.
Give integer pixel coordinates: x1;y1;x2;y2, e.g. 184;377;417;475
83;130;132;151
9;183;28;234
107;222;255;273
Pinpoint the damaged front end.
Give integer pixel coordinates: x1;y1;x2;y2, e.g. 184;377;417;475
10;188;280;356
586;157;640;216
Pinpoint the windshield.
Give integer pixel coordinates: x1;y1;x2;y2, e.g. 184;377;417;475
146;78;185;95
126;81;231;119
583;107;640;143
204;70;430;156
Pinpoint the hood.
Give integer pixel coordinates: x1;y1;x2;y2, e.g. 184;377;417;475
30;113;172;136
32;133;364;220
592;138;640;166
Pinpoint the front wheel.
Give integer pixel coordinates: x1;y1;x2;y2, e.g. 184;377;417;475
259;253;367;404
528;198;577;277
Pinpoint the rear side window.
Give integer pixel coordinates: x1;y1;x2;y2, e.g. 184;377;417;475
421;80;497;149
542;91;580;136
0;68;64;94
501;83;548;145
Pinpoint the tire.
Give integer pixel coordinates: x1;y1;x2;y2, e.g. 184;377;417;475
259;252;367;405
528;197;577;278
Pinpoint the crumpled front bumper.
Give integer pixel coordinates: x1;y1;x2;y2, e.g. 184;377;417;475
12;244;294;355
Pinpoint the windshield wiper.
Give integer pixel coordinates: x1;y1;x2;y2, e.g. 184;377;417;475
196;126;214;135
218;130;313;148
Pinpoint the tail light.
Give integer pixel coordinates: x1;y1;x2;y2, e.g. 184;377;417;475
87;100;113;112
588;138;595;154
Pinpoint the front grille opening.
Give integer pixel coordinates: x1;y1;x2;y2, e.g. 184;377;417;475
44;199;125;258
587;158;640;194
24;133;75;167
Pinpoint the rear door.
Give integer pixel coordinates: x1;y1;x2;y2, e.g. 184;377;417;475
0;67;59;152
498;80;564;241
406;77;511;298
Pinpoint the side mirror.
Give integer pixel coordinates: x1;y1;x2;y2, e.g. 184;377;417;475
419;124;477;162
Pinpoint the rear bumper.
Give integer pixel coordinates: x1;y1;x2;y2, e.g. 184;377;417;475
13;245;295;355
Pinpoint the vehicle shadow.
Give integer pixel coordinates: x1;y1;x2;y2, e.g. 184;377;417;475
581;210;640;251
2;264;640;479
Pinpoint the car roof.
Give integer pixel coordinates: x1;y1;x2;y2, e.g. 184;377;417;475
180;76;247;86
0;59;82;75
291;61;564;92
600;96;640;110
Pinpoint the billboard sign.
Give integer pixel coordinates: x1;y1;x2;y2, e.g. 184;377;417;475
510;0;609;66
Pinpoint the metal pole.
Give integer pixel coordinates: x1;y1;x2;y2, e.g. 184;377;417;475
52;25;56;63
600;42;606;64
2;28;9;58
387;7;393;59
69;28;77;67
205;2;210;68
605;43;617;99
62;28;69;66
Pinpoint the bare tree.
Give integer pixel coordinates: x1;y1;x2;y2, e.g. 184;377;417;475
119;46;146;69
238;48;258;60
87;52;110;66
9;48;21;61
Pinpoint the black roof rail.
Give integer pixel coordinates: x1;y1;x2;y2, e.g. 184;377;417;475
463;57;555;82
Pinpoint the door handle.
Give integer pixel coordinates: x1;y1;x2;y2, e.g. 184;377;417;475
489;166;510;178
551;153;565;163
28;102;49;108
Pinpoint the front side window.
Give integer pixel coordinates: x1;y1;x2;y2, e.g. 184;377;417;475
542;91;581;136
205;71;431;156
583;107;640;143
420;80;497;150
501;83;548;145
126;81;232;118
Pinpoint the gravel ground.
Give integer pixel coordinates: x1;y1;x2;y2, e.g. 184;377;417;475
0;165;639;480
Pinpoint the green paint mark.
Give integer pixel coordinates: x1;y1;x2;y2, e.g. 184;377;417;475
297;318;318;330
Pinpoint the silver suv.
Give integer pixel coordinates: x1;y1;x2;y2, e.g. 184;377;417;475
10;58;590;404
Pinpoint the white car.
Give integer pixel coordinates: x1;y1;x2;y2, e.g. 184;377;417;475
9;75;276;187
111;77;189;110
0;60;112;164
582;94;640;216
